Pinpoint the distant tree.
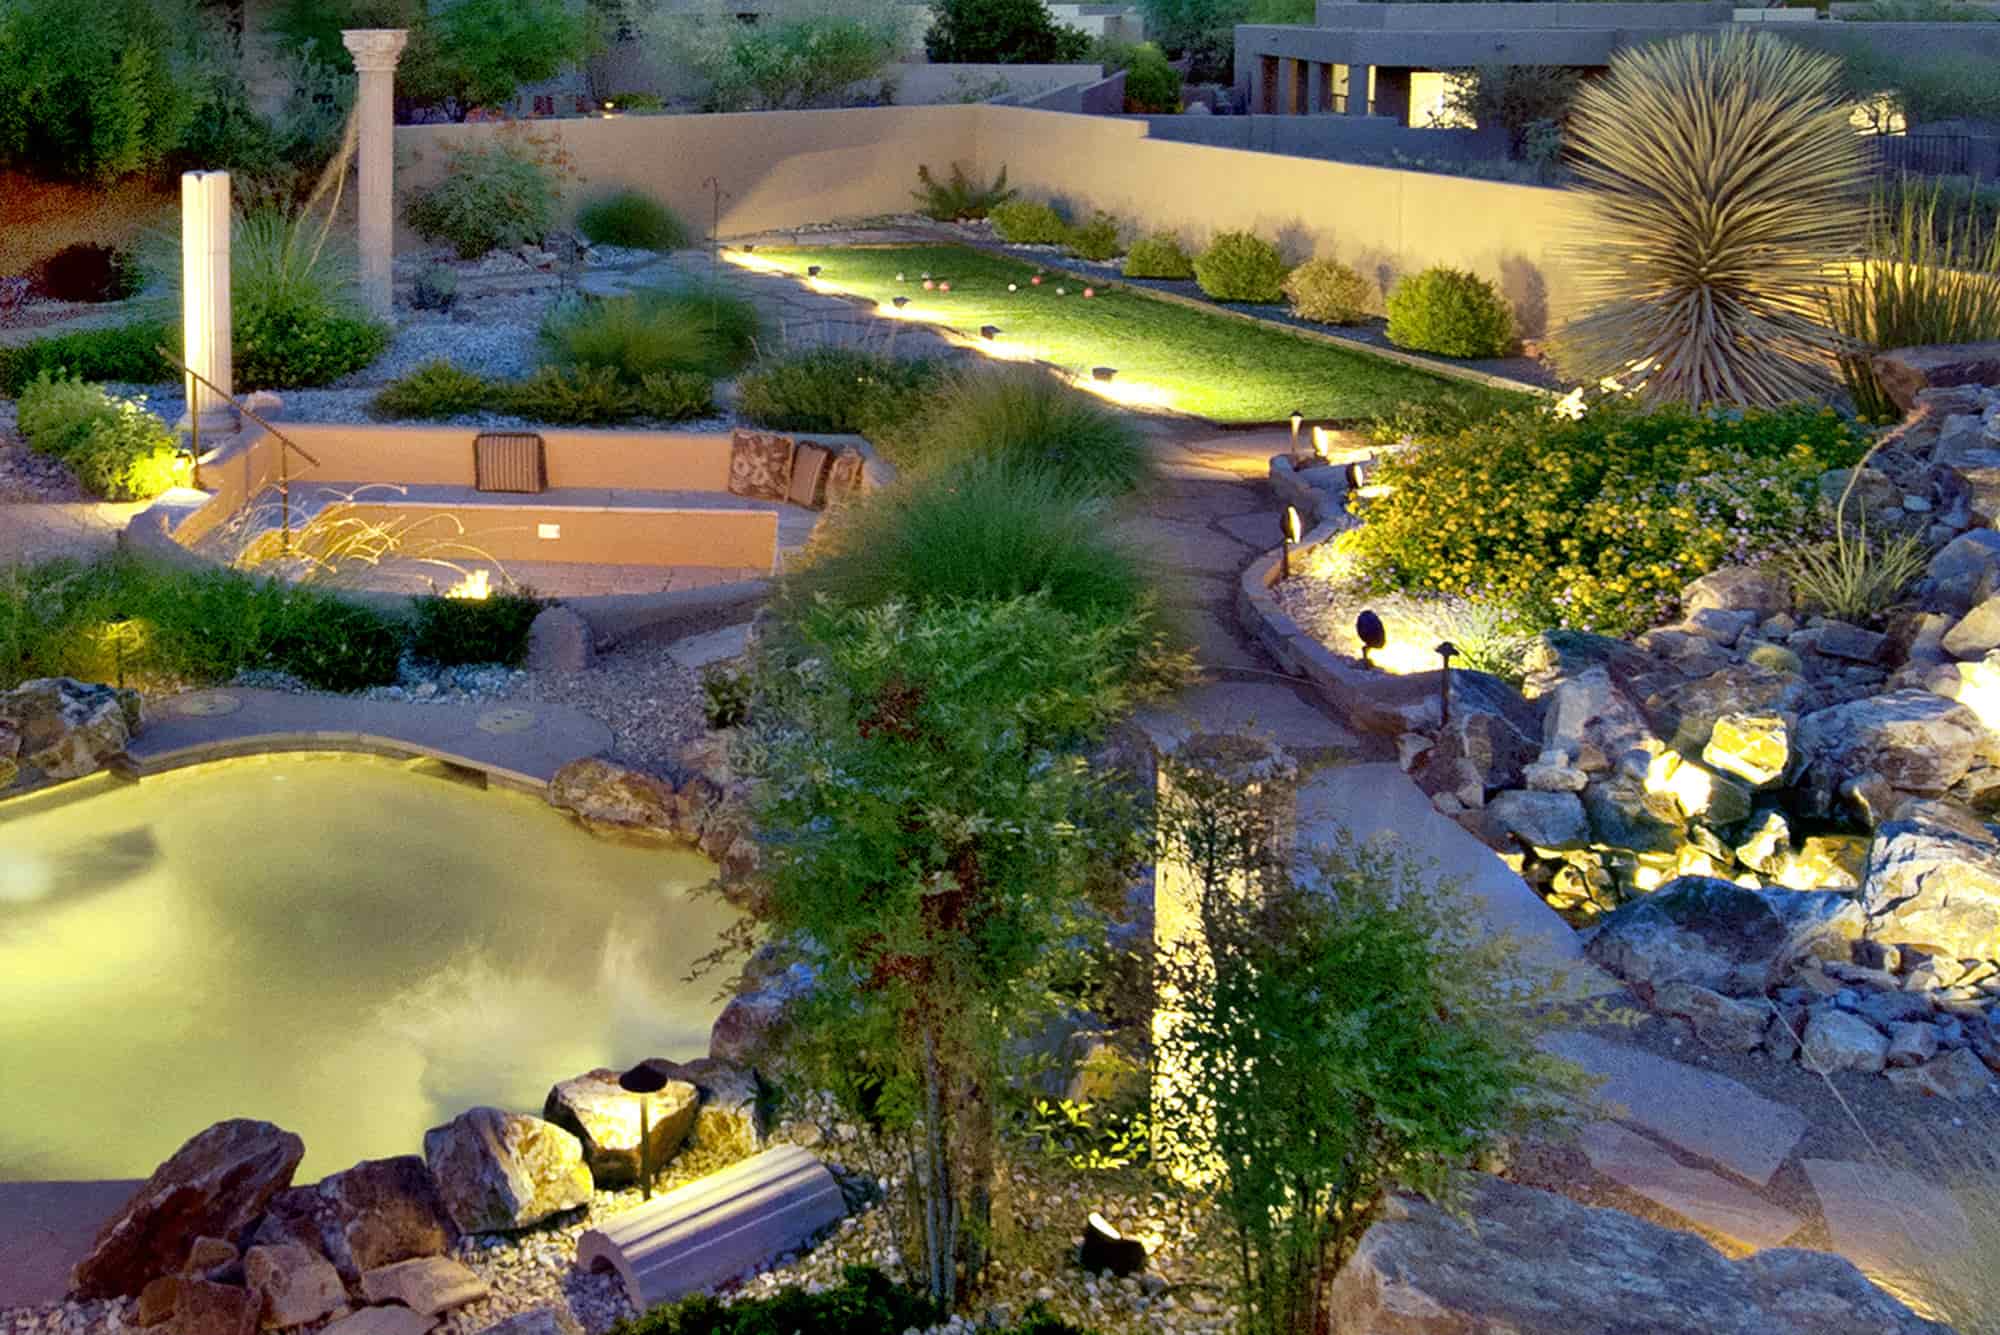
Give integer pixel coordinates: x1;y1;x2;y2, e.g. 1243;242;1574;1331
1133;0;1243;83
926;0;1093;65
0;0;203;180
1440;65;1583;156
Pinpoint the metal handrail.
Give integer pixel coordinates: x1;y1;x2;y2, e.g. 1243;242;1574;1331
157;346;322;555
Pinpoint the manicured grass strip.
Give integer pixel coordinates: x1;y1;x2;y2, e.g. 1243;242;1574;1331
749;244;1515;423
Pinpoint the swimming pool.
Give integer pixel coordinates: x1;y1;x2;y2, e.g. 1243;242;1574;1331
0;754;737;1183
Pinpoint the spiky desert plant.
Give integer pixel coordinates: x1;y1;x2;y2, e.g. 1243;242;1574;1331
1558;32;1870;408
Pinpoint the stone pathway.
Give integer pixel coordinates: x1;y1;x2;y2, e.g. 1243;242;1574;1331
0;501;145;567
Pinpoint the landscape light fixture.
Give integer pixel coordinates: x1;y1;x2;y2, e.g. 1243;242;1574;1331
1436;641;1460;725
1080;1212;1147;1276
1356;609;1386;669
742;244;755;253
619;1061;672;1200
1280;505;1303;578
1091;366;1116;382
105;618;136;690
806;264;822;277
1311;425;1334;462
1344;459;1367;490
892;296;909;309
980;325;1001;340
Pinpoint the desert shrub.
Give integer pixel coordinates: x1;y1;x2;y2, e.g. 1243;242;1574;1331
1194;231;1288;302
897;364;1148;494
405;139;561;259
1560;32;1868;407
1342;394;1869;633
1282;257;1373;325
610;1267;942;1335
0;0;198;181
33;243;142;303
635;370;717;421
644;0;904;113
575;190;690;252
1828;178;2000;422
990;199;1070;245
16;374;182;501
369;361;493;419
699;664;751;729
409;588;545;666
913;162;1017;221
0;321;176;395
1786;527;1928;623
411;265;459;312
235;307;389;391
506;365;639;424
1122;233;1195;280
538;287;761;381
925;0;1092;63
1064;212;1124;262
1365;390;1526;447
227;209;389;390
1384;266;1514;358
1098;39;1182;113
735;347;943;436
261;594;404;690
1153;759;1571;1335
1440;65;1581;156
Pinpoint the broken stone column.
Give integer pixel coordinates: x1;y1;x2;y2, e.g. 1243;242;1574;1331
341;28;409;320
180;170;235;435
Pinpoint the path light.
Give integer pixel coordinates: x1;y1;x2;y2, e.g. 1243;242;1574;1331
892;296;909;309
1280;505;1303;579
1080;1212;1147;1276
806;264;821;277
103;618;138;690
1055;286;1067;296
895;271;904;281
1311;425;1333;461
1356;609;1386;669
1437;641;1459;725
1008;282;1018;292
1092;366;1117;382
1031;274;1043;286
938;281;950;291
619;1061;671;1201
1344;458;1366;490
741;244;755;253
980;325;1001;340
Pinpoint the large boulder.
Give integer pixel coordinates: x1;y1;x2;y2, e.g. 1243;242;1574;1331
1802;1008;1891;1075
255;1155;454;1284
1923;529;2000;617
547;757;684;840
1793;691;1988;806
243;1243;348;1329
638;1057;769;1161
1943;594;2000;660
1703;713;1789;787
1681;566;1792;621
422;1108;592;1235
70;1119;304;1299
543;1068;699;1188
1872;342;2000;415
1643;664;1804;756
1326;1174;1947;1335
0;676;139;790
1480;788;1590;850
710;961;816;1066
1540;666;1653;764
1582;774;1685;855
166;1277;260;1335
1583;876;1865;998
1863;802;2000;959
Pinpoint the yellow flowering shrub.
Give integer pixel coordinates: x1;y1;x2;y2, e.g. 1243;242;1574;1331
1346;398;1868;634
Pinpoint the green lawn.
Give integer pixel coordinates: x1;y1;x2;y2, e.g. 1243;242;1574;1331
746;244;1520;424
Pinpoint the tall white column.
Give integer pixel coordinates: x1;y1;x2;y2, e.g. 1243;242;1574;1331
180;171;235;435
342;28;409;321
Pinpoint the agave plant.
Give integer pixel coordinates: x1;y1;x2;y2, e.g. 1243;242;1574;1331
1558;32;1870;409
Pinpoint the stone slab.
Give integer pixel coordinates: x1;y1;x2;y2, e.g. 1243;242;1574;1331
1541;1031;1807;1186
320;1306;438;1335
1134;680;1355;755
1581;1121;1803;1249
1218;509;1300;550
666;623;754;672
0;1179;143;1307
1803;1158;1973;1278
1111;516;1256;576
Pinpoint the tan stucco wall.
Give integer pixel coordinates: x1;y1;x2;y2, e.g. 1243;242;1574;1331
311;500;777;568
395;105;1586;331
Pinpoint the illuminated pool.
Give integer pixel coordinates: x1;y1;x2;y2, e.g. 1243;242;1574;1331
0;754;736;1183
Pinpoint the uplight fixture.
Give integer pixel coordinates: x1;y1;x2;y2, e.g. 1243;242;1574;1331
1091;366;1116;382
806;264;822;277
980;325;1001;340
619;1061;671;1201
1356;609;1386;669
1436;641;1460;724
892;296;909;309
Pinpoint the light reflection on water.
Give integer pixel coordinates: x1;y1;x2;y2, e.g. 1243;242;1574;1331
0;754;736;1183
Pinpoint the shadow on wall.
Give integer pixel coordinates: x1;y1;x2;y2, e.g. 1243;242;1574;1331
1272;220;1317;269
1498;255;1549;341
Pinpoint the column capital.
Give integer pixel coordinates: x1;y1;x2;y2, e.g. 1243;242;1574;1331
341;28;409;72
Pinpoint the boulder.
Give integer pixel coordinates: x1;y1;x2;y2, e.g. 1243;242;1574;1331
1583;877;1865;997
1652;981;1767;1051
1802;1008;1890;1075
1703;713;1789;787
243;1244;348;1329
638;1058;768;1159
320;1309;437;1335
1924;529;2000;617
421;1109;592;1235
1325;1174;1946;1335
358;1256;491;1316
1644;664;1804;756
1793;622;1890;664
1582;775;1685;855
1771;833;1870;891
543;1069;698;1188
1480;789;1589;850
166;1278;259;1335
1943;594;2000;659
0;676;139;790
524;606;595;673
1886;1021;1941;1068
1410;694;1540;801
255;1155;454;1285
1921;648;2000;731
1885;1046;1992;1099
1682;566;1792;621
547;757;682;839
70;1119;304;1299
1734;808;1791;875
1871;342;2000;415
1863;804;2000;958
1651;752;1753;826
1794;691;1987;804
710;962;816;1066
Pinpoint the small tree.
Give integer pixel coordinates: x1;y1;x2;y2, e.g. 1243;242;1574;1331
926;0;1092;65
646;0;906;112
1439;64;1581;157
1152;753;1574;1335
743;594;1150;1307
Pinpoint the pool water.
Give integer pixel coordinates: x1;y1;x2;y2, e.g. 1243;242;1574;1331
0;754;737;1183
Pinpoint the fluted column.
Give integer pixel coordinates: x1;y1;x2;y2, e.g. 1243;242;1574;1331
341;28;409;320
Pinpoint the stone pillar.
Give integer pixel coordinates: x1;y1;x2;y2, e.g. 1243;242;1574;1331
342;28;408;321
180;171;234;435
1374;66;1413;126
1345;64;1372;116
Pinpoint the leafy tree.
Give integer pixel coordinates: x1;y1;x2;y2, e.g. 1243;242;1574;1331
1440;64;1582;156
1095;39;1183;112
1823;37;2000;128
742;595;1152;1306
926;0;1093;65
1132;0;1243;83
0;0;203;180
645;0;906;111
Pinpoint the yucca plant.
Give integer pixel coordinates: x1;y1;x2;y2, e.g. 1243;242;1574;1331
1827;177;2000;422
1558;32;1870;408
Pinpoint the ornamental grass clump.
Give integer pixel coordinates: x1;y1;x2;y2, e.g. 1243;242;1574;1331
1558;32;1870;408
1342;394;1868;634
538;286;761;381
898;363;1148;495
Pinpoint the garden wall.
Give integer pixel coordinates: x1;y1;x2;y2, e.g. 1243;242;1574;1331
396;105;1587;331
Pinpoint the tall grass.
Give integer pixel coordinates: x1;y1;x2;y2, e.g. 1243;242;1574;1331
895;364;1150;495
1829;178;2000;422
538;286;762;381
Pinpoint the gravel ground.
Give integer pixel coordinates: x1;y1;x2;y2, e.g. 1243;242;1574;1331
0;401;86;502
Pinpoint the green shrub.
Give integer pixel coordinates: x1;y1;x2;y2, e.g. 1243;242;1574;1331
1064;212;1124;262
912;162;1017;221
1122;233;1195;280
1344;396;1869;634
262;595;404;690
605;91;664;111
228;210;389;390
575;190;690;252
16;374;182;501
699;664;751;730
370;361;494;420
0;0;197;181
990;199;1070;245
0;322;176;395
405;139;562;259
1193;232;1288;302
898;364;1148;494
34;244;143;303
925;0;1093;62
411;265;459;313
635;370;717;421
1384;265;1514;358
507;365;639;424
410;589;545;666
538;287;762;382
612;1267;941;1335
1283;257;1374;325
735;348;943;436
648;3;904;113
1100;39;1182;113
235;308;390;391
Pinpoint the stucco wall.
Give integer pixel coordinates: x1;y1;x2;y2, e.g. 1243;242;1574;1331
396;104;1587;330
